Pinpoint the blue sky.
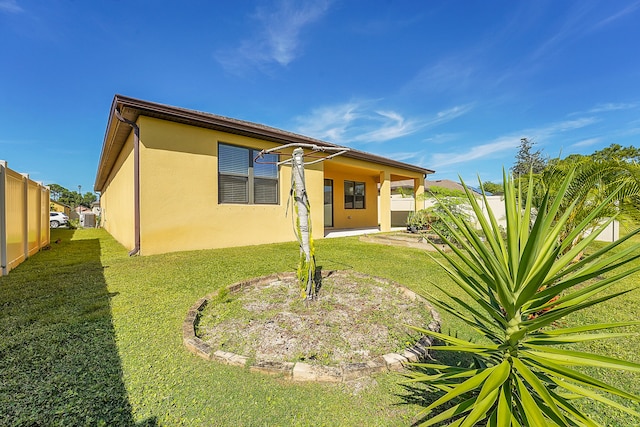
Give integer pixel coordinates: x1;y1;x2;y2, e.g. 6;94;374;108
1;0;639;195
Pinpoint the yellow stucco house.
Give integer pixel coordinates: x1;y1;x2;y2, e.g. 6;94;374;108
50;200;71;215
94;95;434;256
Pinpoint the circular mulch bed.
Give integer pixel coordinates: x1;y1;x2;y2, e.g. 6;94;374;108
183;270;440;382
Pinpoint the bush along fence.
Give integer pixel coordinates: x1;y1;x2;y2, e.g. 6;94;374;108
0;160;50;276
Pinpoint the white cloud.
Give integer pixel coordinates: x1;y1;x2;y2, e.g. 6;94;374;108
618;126;640;137
259;0;330;65
586;102;638;114
592;1;640;30
431;137;518;168
528;2;640;66
430;117;598;168
404;56;477;95
541;117;599;134
571;137;601;148
380;151;420;162
293;101;472;144
428;105;474;126
351;110;423;143
422;133;463;145
569;102;638;116
216;0;330;73
293;101;361;142
0;0;23;13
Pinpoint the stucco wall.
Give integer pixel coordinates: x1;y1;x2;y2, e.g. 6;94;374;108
99;115;426;255
324;166;379;230
325;158;424;231
133;116;326;255
100;133;135;250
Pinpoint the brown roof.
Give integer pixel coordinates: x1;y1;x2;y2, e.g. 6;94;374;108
425;179;465;191
426;179;483;195
391;178;482;195
94;95;434;192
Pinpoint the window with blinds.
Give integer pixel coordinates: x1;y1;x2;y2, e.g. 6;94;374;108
344;180;365;209
218;143;279;204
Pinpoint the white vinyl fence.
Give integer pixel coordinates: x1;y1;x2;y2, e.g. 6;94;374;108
391;194;619;242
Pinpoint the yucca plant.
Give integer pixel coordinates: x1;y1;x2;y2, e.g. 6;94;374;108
406;169;640;426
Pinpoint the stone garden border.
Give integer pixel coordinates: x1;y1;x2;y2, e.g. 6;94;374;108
183;270;441;382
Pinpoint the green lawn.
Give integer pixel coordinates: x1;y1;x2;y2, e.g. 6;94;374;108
0;228;638;426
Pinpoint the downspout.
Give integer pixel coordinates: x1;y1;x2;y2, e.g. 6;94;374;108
114;108;141;256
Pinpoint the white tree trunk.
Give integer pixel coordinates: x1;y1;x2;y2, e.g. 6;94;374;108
292;148;314;297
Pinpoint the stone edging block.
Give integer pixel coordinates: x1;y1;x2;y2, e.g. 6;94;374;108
182;270;441;382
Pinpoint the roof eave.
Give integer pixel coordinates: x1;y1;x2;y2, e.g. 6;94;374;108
94;95;434;191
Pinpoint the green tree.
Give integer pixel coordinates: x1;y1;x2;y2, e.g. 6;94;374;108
56;188;77;207
481;181;504;195
80;192;97;208
47;184;97;208
48;183;66;202
393;186;414;198
425;186;466;198
592;143;640;163
511;138;547;177
406;170;640;426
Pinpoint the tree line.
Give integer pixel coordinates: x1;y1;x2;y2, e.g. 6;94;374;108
480;140;640;250
483;141;640;200
48;183;97;208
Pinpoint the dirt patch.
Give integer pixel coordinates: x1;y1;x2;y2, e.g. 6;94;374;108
196;271;434;367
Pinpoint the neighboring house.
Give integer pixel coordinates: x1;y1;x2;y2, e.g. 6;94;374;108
75;206;92;214
91;200;101;216
68;205;92;221
50;200;71;216
94;95;434;256
393;178;484;196
425;179;486;196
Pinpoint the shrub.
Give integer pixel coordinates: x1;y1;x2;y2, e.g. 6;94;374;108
406;170;640;426
407;209;433;232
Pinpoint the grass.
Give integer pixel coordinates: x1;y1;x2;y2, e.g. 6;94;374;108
0;230;144;426
0;228;639;426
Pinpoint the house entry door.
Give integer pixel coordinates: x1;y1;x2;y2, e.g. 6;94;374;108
324;179;333;227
